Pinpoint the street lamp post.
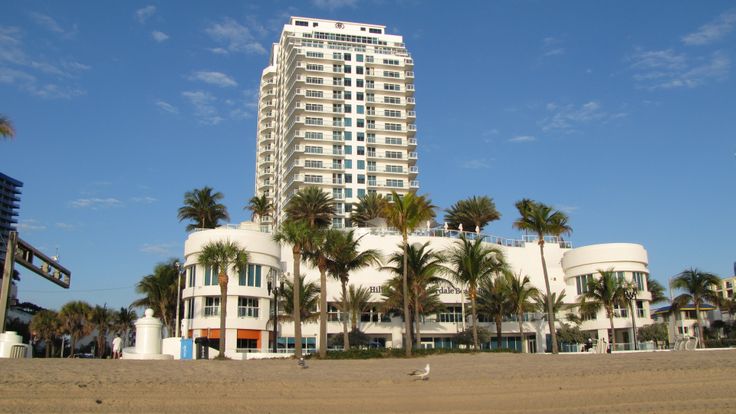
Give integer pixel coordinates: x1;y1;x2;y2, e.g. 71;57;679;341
267;270;285;353
174;261;184;338
625;286;638;350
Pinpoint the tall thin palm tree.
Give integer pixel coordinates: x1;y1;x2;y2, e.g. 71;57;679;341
279;274;320;324
351;193;389;227
513;199;571;353
273;219;312;358
325;230;381;349
246;194;273;224
341;284;373;333
580;269;627;352
30;310;60;357
197;240;249;358
177;186;229;231
132;259;180;335
381;190;435;356
446;236;507;350
504;272;541;353
383;242;448;348
283;187;334;357
303;228;340;358
671;268;721;348
380;274;445;346
0;115;15;139
477;275;511;349
445;195;501;233
59;300;92;356
90;305;113;358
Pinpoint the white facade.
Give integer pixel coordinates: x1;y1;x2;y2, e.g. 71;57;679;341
181;223;654;356
254;17;417;228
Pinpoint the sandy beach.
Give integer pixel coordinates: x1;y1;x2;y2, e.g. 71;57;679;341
1;350;735;413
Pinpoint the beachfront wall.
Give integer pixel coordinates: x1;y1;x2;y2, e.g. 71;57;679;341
181;223;653;356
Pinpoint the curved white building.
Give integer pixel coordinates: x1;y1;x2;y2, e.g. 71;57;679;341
181;222;653;357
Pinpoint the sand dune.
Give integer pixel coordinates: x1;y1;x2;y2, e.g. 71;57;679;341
1;350;735;413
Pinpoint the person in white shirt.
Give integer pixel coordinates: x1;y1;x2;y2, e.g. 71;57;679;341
112;334;123;359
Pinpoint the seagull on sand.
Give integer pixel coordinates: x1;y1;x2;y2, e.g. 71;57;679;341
408;363;430;381
297;357;308;369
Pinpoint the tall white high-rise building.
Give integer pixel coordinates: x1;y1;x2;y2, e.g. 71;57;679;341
254;17;417;228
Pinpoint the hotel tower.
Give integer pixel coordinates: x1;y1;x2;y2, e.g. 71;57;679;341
254;17;417;228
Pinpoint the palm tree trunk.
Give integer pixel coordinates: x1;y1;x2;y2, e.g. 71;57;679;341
538;241;558;353
218;273;228;358
414;295;421;349
318;260;327;358
45;339;50;358
292;248;303;359
495;317;502;349
71;335;77;357
402;235;412;356
518;313;527;353
341;279;350;349
471;292;479;350
608;308;616;353
695;303;704;348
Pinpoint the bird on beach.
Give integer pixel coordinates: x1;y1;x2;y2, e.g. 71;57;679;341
408;363;430;381
297;357;308;369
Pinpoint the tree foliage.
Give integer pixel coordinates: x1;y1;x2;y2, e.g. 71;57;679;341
444;195;501;232
177;186;229;231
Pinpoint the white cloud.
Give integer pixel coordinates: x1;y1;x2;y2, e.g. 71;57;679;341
682;9;736;46
155;100;179;114
557;205;579;214
28;12;65;34
229;89;258;120
542;101;626;132
151;31;169;43
69;197;123;209
136;5;156;24
182;90;224;125
131;196;157;204
189;70;238;87
205;17;266;55
629;49;730;90
209;47;229;55
55;222;76;230
508;135;536;143
541;36;565;57
18;219;46;232
140;243;177;256
481;129;499;136
461;159;492;169
312;0;358;10
0;67;84;99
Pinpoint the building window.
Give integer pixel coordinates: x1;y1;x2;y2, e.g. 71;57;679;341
188;266;196;287
236;338;257;350
204;297;220;317
344;131;352;140
386;179;403;188
385;151;403;159
295;20;308;27
306;77;323;85
357;160;365;170
306;90;323;98
238;297;259;318
438;305;463;323
358;189;366;197
357;132;365;141
633;272;647;291
575;274;593;295
384;83;401;91
204;266;218;286
385;137;402;145
239;264;262;287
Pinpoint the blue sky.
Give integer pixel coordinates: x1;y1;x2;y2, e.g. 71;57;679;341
2;1;735;310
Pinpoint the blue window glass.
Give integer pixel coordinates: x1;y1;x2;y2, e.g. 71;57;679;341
344;145;352;155
344;118;352;127
344;131;352;140
358;189;365;197
345;159;352;169
357;160;365;170
357;105;364;114
345;188;353;198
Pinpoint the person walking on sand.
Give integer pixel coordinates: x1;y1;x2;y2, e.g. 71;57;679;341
112;334;123;359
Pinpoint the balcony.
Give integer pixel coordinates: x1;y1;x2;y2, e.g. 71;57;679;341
408;124;417;131
405;71;414;78
409;152;418;160
408;138;417;146
405;58;414;66
406;84;415;91
407;111;416;118
406;97;416;105
409;166;419;174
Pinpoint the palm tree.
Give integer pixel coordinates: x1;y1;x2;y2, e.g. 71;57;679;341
341;285;373;333
445;195;501;233
303;228;340;358
381;190;435;356
246;194;273;224
0;115;15;139
446;236;507;350
177;186;229;231
197;240;249;358
477;275;511;349
283;186;334;357
580;269;627;352
513;199;571;353
90;305;113;358
351;193;388;227
504;272;541;353
273;219;312;358
646;276;667;304
284;186;334;228
279;274;321;324
132;259;180;335
535;291;568;321
114;306;138;348
380;274;445;346
671;268;721;348
59;300;92;356
383;242;448;348
30;310;60;357
325;230;381;349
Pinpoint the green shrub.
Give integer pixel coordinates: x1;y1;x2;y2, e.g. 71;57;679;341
311;346;517;360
